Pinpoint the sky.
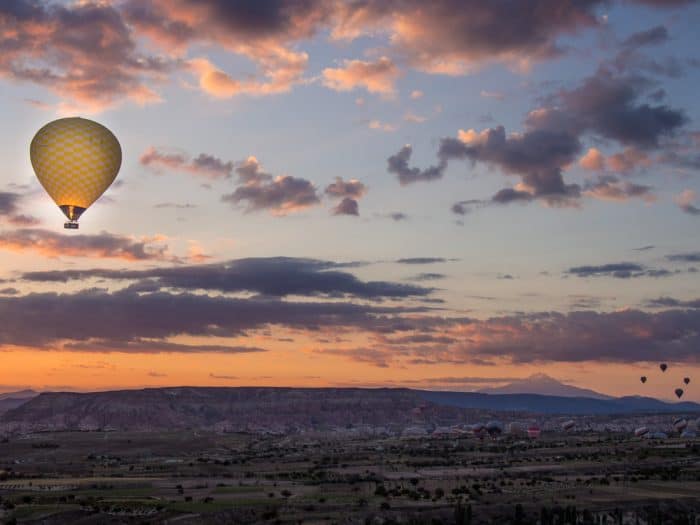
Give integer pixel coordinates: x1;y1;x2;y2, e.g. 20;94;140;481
0;0;699;400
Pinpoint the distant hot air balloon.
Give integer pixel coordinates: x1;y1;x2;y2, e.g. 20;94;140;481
640;376;647;384
561;420;575;431
634;426;649;438
673;418;688;432
30;117;121;229
660;363;668;372
675;388;684;399
684;377;690;385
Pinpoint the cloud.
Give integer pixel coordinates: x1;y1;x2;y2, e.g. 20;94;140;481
210;373;237;380
154;202;198;209
2;0;693;111
403;112;427;124
332;0;606;75
140;147;233;179
367;119;397;132
451;200;484;216
553;68;687;147
0;228;173;261
583;175;655;203
390;57;689;207
410;90;423;99
325;177;367;200
440;126;582;205
410;273;446;281
567;262;670;279
188;55;307;98
456;308;700;364
0;192;40;227
387;145;446;185
325;177;367;216
666;252;700;263
396;258;447;265
324;306;700;367
0;0;172;111
646;296;700;309
22;257;433;300
0;287;418;351
63;339;267;354
222;156;319;215
579;148;605;171
621;25;669;49
675;189;700;215
332;197;359;216
480;90;505;100
322;57;399;96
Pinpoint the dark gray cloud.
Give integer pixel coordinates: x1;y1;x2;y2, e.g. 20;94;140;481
0;288;416;350
646;296;700;309
439;127;582;205
461;308;700;364
325;177;367;216
567;262;672;279
332;197;359;216
0;192;40;226
451;200;484;215
22;257;433;300
387;145;446;185
554;69;688;147
63;339;268;354
396;258;447;265
621;25;669;49
666;252;700;263
409;273;446;282
223;157;319;215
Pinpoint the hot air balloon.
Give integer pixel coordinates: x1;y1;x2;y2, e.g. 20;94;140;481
30;117;121;229
684;377;690;385
634;426;649;438
660;363;668;372
561;420;575;431
673;418;688;432
640;376;647;384
675;388;684;399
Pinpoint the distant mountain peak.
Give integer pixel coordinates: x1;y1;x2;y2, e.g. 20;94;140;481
479;374;612;400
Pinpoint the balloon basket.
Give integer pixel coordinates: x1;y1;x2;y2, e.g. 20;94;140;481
64;222;79;230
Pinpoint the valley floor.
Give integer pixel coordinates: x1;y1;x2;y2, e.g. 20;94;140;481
0;431;698;524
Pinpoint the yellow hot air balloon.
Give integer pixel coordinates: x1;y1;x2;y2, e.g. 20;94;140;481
30;117;121;229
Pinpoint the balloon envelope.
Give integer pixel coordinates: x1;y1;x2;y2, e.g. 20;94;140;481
640;376;647;384
660;363;667;372
30;117;121;225
684;377;690;385
675;388;684;399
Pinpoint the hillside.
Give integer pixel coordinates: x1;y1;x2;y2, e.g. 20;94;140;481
2;387;698;433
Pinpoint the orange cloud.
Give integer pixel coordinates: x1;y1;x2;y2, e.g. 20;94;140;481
322;57;399;96
579;148;605;171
